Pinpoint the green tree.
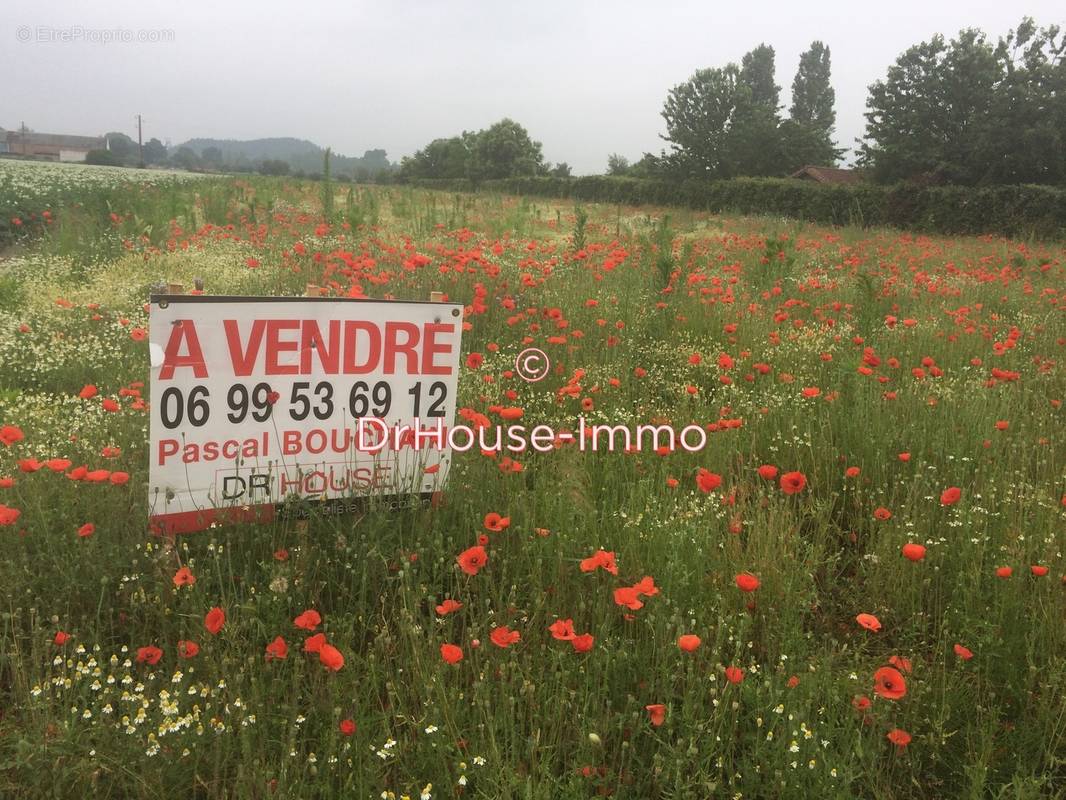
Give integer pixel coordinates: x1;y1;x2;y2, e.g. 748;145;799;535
85;149;123;167
143;138;167;165
201;146;224;167
662;46;794;179
549;162;573;178
399;136;472;180
606;153;630;175
786;41;839;167
629;152;665;178
981;19;1066;185
661;64;745;178
729;44;784;176
859;27;1015;184
360;149;390;174
470;119;544;180
170;147;202;171
104;132;137;163
258;158;291;176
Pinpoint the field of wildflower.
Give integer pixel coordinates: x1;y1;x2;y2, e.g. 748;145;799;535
0;160;1064;799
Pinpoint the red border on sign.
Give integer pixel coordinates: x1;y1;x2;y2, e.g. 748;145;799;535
149;504;276;536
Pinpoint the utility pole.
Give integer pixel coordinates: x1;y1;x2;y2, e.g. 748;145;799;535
137;114;145;168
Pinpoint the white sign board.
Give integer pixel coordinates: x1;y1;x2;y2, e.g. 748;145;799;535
148;296;464;533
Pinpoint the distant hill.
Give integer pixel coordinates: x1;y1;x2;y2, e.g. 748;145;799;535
174;137;392;177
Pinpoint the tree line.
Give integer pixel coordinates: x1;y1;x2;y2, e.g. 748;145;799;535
402;17;1064;188
86;135;394;181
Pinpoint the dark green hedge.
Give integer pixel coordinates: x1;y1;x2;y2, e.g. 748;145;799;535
404;176;1066;239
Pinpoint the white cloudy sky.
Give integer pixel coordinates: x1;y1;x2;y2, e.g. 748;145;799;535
3;1;1062;173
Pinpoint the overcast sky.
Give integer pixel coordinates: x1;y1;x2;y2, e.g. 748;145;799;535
4;1;1063;173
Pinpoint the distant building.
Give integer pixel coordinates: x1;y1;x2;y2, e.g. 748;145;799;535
789;165;863;185
3;130;108;162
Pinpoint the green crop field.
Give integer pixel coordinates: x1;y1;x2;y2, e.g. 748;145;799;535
1;160;1064;799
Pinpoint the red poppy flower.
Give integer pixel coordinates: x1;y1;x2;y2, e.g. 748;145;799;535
787;675;800;688
779;471;807;495
757;464;778;480
873;667;907;700
696;468;722;493
319;643;344;671
436;598;463;615
79;385;98;400
953;643;973;660
901;543;926;562
549;619;577;641
0;504;21;526
631;580;656;597
0;425;25;446
204;607;225;635
735;572;760;593
136;645;163;666
440;643;464;664
613;586;643;610
483;512;510;532
887;728;911;748
874;507;893;521
173;566;196;587
678;634;701;652
570;633;595;653
724;666;745;684
1031;565;1049;577
580;549;618;575
339;719;356;736
54;630;70;646
490;626;521;648
294;609;322;630
303;634;326;654
845;466;861;478
273;548;289;561
457;545;488;576
888;655;912;673
177;640;199;658
77;522;95;538
940;486;962;506
852;695;871;712
996;566;1012;579
856;613;881;632
265;636;288;661
645;704;666;726
109;471;130;485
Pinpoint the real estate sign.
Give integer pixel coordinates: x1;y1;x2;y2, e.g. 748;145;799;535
148;295;464;533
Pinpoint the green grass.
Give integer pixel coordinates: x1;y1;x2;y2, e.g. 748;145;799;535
0;164;1065;798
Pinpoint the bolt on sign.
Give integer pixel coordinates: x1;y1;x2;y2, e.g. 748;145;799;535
148;295;464;534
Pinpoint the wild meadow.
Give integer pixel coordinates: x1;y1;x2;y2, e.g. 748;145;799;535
0;160;1064;799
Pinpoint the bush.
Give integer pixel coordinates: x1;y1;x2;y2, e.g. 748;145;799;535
403;175;1066;239
84;149;124;167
